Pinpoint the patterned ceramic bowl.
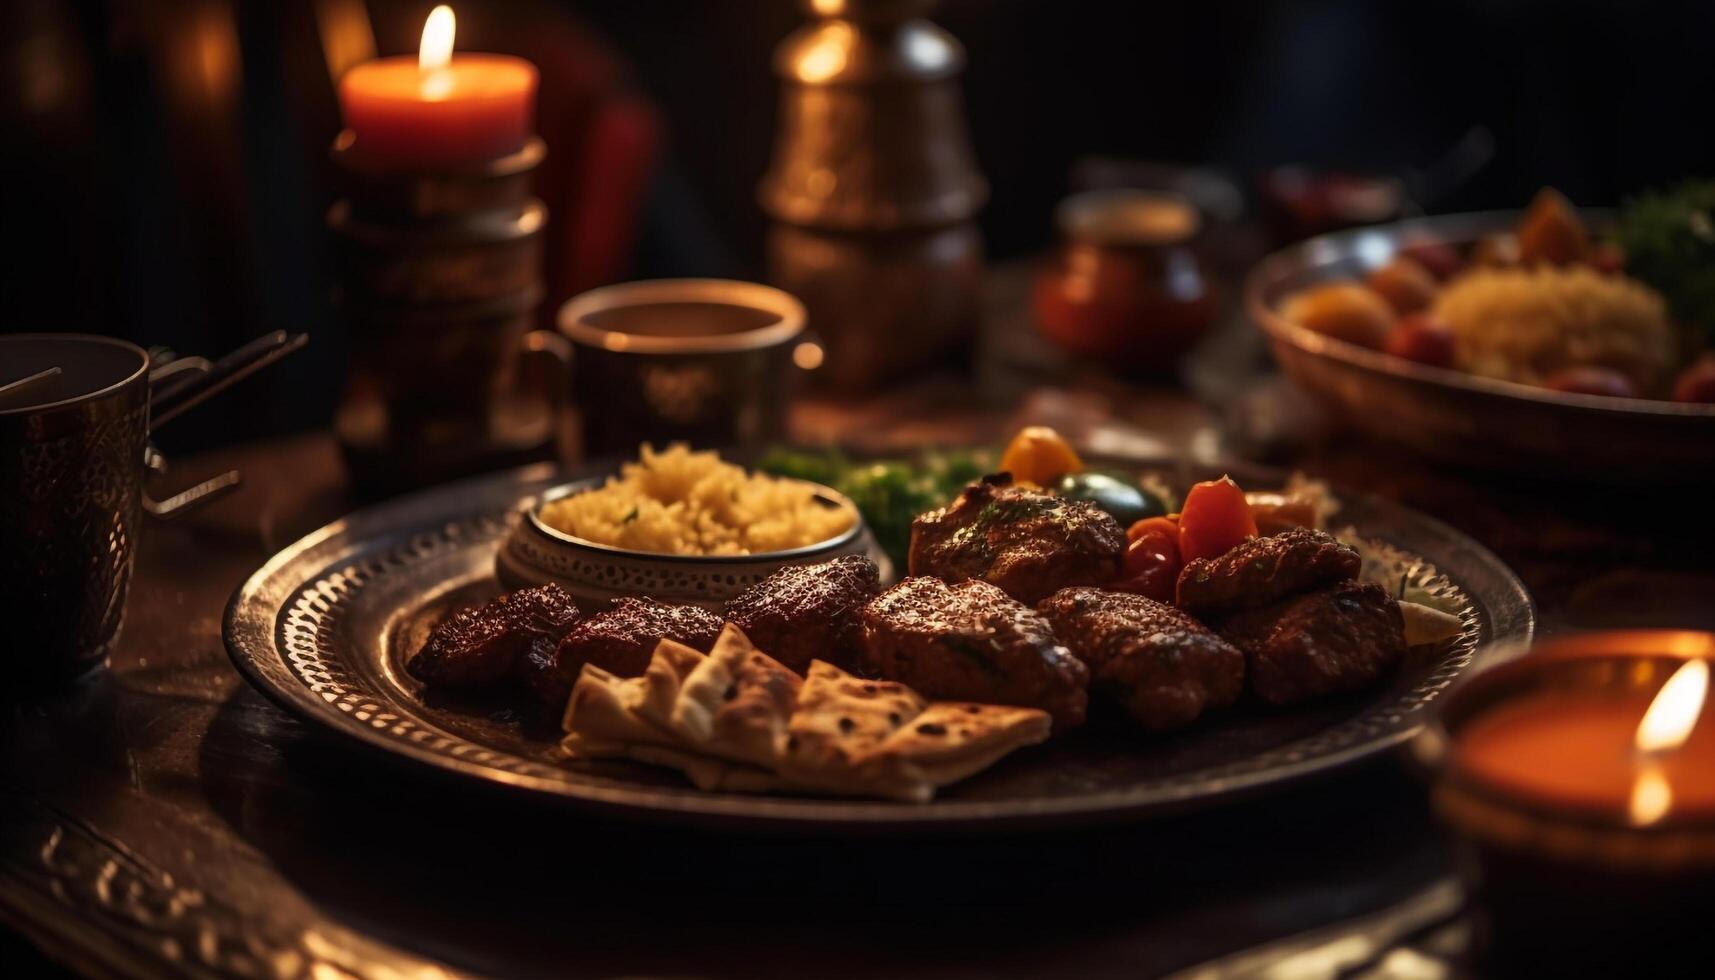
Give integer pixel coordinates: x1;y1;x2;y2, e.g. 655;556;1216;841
494;476;891;610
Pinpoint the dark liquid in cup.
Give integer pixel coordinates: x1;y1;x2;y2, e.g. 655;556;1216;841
0;344;142;411
581;301;780;338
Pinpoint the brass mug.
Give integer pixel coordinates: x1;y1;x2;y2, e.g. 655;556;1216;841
556;279;814;456
0;335;240;684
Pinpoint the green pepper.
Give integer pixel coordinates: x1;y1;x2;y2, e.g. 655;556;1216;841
1055;472;1162;526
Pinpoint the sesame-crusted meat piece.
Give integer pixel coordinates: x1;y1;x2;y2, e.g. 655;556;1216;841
861;576;1089;730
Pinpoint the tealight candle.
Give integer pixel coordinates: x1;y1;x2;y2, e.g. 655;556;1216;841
338;5;538;168
1453;659;1714;824
1416;631;1715;975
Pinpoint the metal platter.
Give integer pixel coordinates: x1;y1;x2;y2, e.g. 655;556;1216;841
224;461;1534;831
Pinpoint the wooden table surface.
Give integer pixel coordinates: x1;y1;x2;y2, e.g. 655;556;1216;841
4;371;1713;978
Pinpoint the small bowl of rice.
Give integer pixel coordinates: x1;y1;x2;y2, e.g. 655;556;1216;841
496;444;887;609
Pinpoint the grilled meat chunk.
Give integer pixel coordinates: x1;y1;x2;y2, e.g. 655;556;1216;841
861;576;1089;729
1217;580;1406;706
724;555;881;673
909;474;1126;605
1036;587;1244;732
409;585;580;689
1176;527;1360;619
523;597;723;708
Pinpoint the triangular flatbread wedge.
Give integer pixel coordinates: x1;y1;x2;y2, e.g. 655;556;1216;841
634;638;708;730
624;744;794;794
561;638;706;745
565;644;1049;804
561;734;790;794
670;625;803;768
559;732;629;758
870;701;1051;786
776;660;935;803
561;664;671;746
1399;601;1463;647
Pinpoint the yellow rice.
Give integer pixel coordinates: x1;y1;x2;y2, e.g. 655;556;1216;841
1430;265;1676;393
538;444;853;555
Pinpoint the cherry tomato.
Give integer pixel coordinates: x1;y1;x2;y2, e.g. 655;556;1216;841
1544;366;1637;399
1384;313;1458;368
1114;529;1181;602
1126;514;1180;543
1672;354;1715;403
1177;476;1258;563
1124;527;1179;576
999;426;1082;485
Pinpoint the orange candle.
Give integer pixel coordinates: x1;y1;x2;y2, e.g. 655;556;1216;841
338;6;537;168
1426;640;1715;976
1454;659;1714;823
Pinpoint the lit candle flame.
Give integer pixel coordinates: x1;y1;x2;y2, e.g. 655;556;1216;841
1627;658;1708;826
419;6;456;72
418;5;456;99
1636;658;1708;755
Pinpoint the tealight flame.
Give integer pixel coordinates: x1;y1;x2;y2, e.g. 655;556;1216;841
1635;658;1708;755
1627;658;1707;826
418;5;456;99
419;5;456;73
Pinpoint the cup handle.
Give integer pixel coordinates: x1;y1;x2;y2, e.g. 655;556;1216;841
521;330;574;459
522;328;573;414
141;445;241;519
147;355;213;392
148;332;309;433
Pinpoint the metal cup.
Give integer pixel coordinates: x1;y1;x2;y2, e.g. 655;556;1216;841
0;335;234;684
556;279;815;456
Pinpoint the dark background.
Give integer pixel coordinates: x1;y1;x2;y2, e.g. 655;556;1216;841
5;0;1713;449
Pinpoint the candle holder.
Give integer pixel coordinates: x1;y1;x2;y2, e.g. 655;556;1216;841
328;131;564;496
1413;631;1715;975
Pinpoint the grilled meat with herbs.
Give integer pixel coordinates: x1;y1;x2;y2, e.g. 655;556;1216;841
724;555;882;673
409;585;581;689
1036;587;1244;731
909;474;1126;605
1217;580;1406;706
861;576;1089;729
1176;527;1360;619
523;596;723;708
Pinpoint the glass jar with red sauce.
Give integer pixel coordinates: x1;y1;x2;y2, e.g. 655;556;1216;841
1031;190;1215;372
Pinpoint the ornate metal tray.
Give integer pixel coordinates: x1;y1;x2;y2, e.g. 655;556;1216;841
224;462;1533;830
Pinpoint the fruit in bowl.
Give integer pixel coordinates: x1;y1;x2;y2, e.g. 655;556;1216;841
1276;187;1715;402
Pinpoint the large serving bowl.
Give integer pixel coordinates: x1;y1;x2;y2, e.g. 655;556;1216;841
1245;211;1715;483
495;476;890;609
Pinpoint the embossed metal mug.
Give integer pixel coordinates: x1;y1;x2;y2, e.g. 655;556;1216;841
0;335;236;684
556;279;813;456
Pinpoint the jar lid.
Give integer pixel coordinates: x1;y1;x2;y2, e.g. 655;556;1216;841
1056;189;1200;247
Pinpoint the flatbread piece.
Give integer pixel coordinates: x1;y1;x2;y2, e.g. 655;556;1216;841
670;625;802;768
